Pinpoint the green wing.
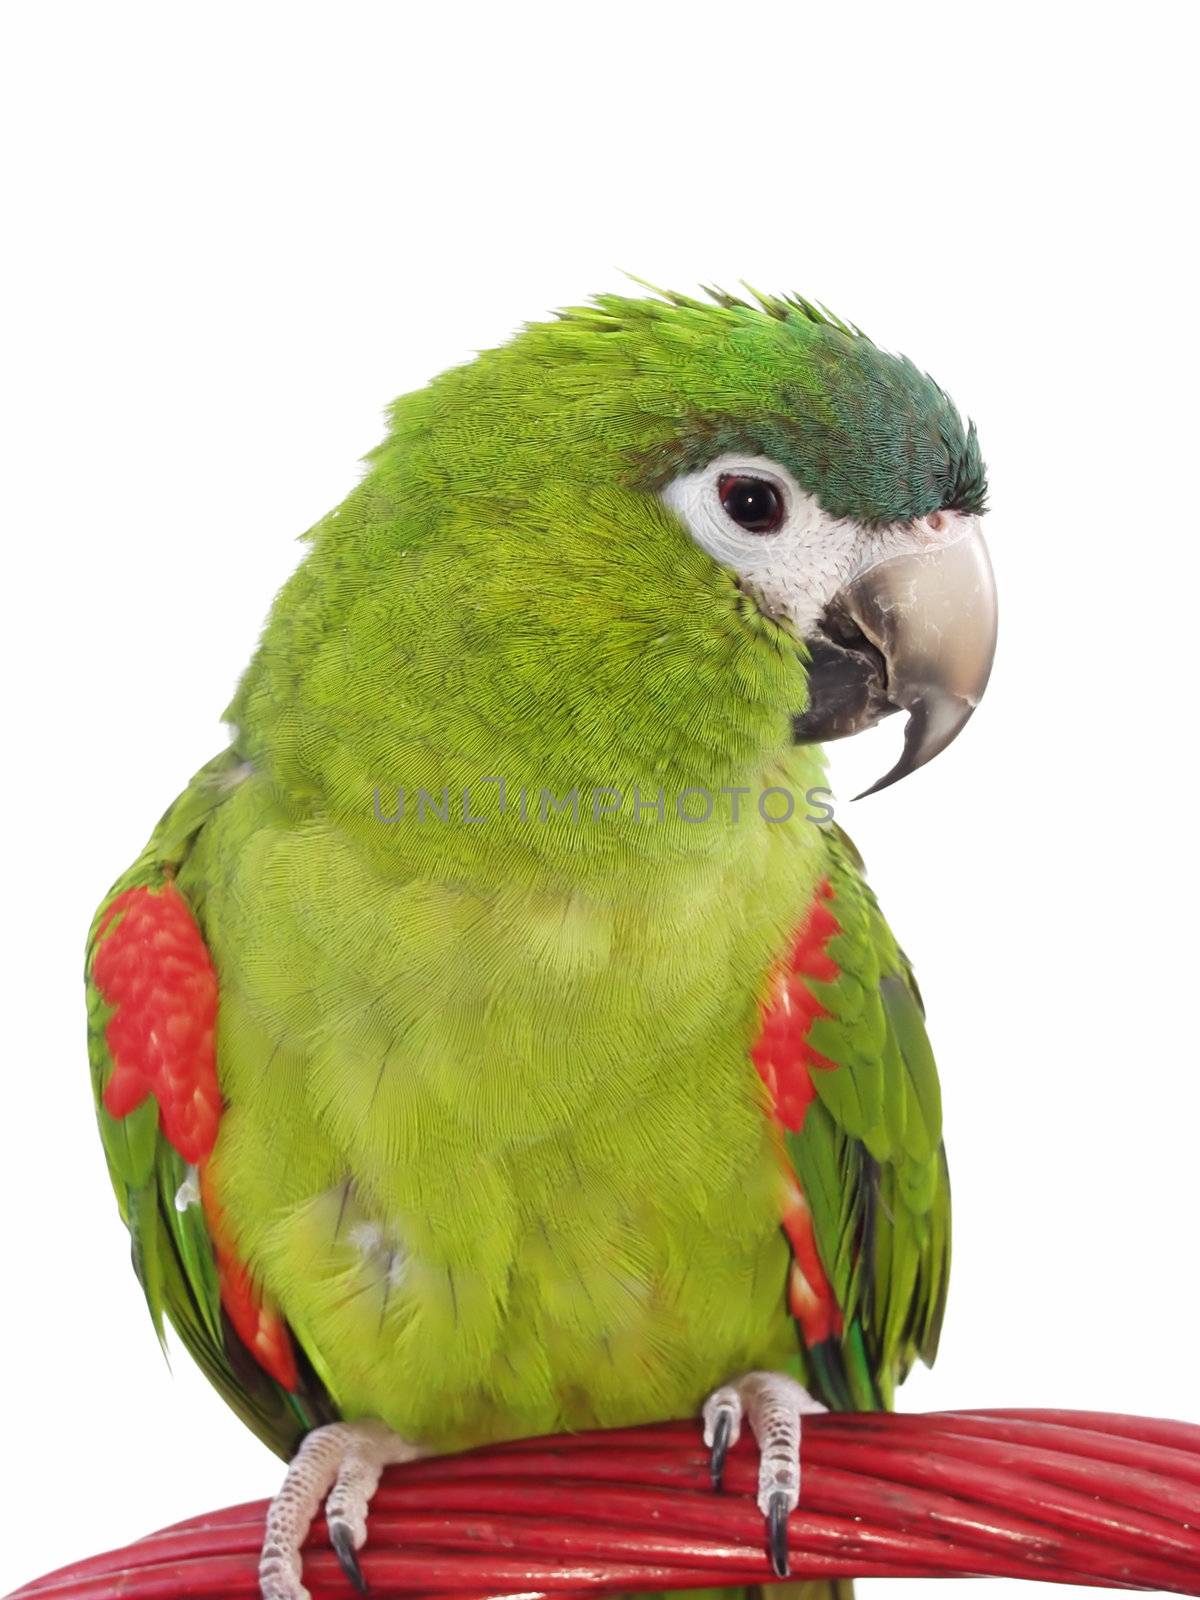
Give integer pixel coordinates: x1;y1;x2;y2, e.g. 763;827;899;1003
86;750;334;1458
785;825;951;1411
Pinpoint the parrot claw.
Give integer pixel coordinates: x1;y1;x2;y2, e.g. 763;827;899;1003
707;1405;734;1488
259;1419;422;1600
329;1521;368;1593
701;1371;825;1579
768;1489;791;1578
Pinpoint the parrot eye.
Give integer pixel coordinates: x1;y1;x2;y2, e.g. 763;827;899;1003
660;453;800;574
718;474;785;534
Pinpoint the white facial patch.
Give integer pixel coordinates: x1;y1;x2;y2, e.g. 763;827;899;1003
660;453;978;635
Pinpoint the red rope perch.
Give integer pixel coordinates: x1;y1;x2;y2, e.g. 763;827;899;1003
9;1410;1200;1599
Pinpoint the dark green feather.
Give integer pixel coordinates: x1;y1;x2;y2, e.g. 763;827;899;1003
785;825;951;1412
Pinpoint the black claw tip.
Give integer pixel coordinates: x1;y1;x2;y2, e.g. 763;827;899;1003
768;1490;791;1579
709;1408;733;1490
329;1522;369;1594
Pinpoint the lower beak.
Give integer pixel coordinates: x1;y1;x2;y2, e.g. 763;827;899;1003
791;522;997;797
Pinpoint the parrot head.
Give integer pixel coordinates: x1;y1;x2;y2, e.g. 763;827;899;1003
642;290;995;796
239;287;995;813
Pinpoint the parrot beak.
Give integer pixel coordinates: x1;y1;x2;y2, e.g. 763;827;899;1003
791;519;997;797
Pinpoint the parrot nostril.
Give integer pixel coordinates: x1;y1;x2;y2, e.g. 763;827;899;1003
927;510;945;533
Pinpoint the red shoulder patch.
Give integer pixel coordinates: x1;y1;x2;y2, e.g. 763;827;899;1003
752;879;844;1346
93;884;221;1165
93;882;299;1391
751;878;841;1133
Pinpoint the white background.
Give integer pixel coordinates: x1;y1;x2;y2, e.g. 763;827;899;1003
1;5;1196;1598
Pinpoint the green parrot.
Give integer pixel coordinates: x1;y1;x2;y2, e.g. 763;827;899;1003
85;286;995;1600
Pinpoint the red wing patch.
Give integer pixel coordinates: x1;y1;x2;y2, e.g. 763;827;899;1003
751;878;840;1132
201;1171;299;1392
752;879;844;1346
780;1160;843;1344
93;884;222;1165
93;883;298;1391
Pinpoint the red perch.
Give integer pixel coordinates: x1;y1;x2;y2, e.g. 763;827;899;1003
8;1410;1200;1598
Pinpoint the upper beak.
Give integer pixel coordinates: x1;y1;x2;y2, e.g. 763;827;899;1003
791;520;997;797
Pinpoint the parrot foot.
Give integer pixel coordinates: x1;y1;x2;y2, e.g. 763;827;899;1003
701;1371;826;1578
259;1419;424;1600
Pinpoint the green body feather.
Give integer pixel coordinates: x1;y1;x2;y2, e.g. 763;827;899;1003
86;292;957;1540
